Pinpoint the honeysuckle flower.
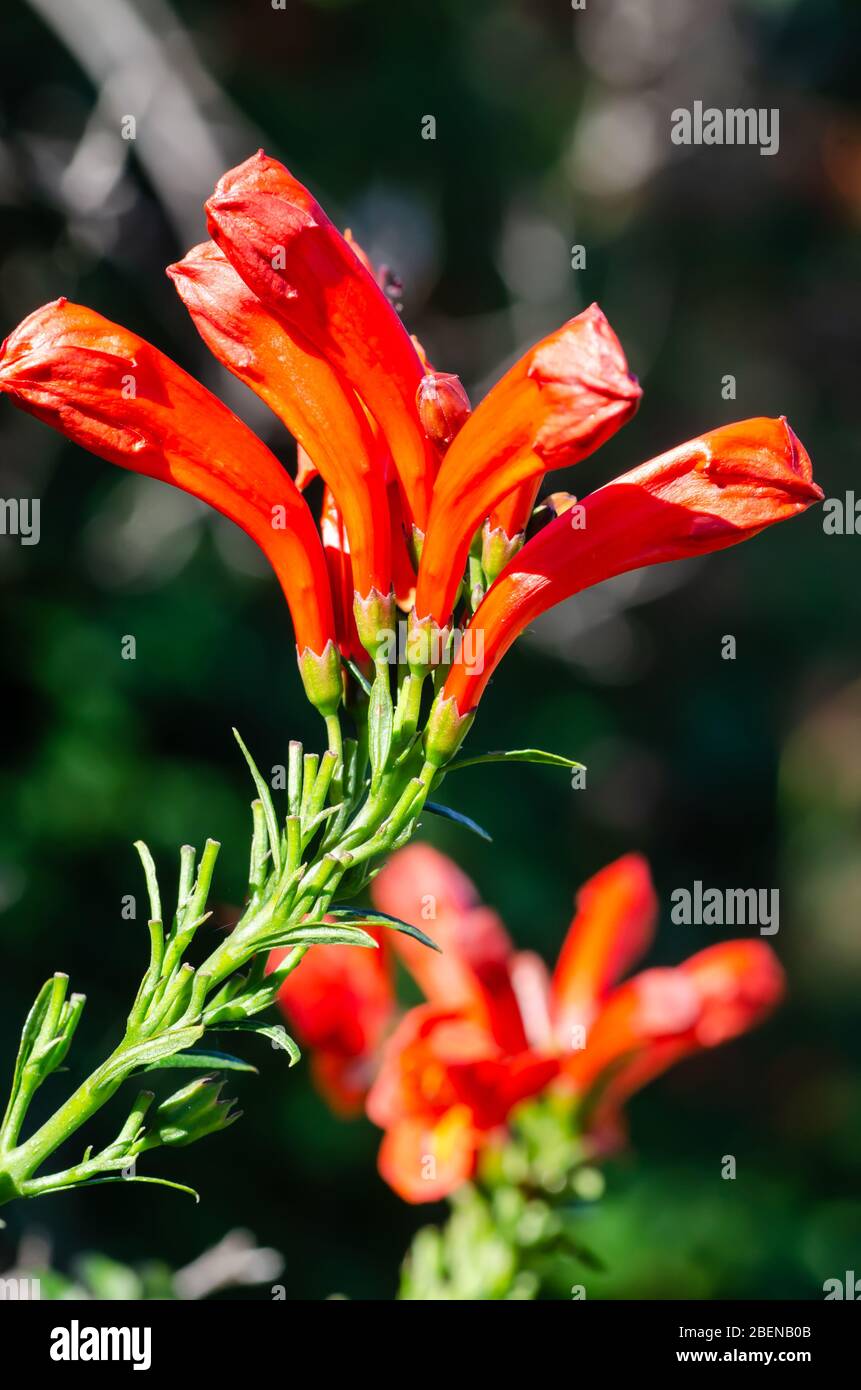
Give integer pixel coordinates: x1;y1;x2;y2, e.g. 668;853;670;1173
435;416;824;732
414;303;642;628
205;151;438;532
168;240;392;603
281;845;784;1203
0;298;344;711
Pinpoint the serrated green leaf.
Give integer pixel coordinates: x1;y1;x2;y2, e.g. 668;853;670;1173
329;907;440;953
425;801;492;842
445;748;584;773
143;1049;257;1075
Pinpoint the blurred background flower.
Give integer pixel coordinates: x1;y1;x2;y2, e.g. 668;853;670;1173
1;0;859;1297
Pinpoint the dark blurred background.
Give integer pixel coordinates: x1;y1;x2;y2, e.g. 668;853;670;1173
1;0;860;1299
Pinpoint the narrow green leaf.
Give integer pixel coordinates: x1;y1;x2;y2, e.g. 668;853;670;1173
445;748;584;773
102;1025;204;1085
368;666;394;783
143;1049;258;1074
34;1175;200;1203
267;924;379;950
345;658;372;697
233;728;282;877
7;977;54;1098
217;1022;301;1067
425;801;493;842
329;906;441;953
133;841;162;925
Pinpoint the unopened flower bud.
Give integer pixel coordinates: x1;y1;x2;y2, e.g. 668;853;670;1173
417;372;471;451
152;1077;240;1147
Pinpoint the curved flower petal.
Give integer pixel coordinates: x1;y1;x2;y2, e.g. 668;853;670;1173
206;151;437;530
441;416;822;715
0;298;336;661
371;845;524;1048
169;240;391;600
551;854;658;1040
564;940;785;1096
371;842;481;922
366;1005;495;1130
368;1004;556;1201
377;1106;478;1203
415;304;640;625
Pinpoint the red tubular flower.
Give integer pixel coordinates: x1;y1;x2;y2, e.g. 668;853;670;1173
440;416;823;720
168;240;391;602
205;151;437;531
415;304;641;626
0;299;339;674
309;847;785;1203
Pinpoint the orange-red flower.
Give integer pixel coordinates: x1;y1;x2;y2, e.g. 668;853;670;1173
415;304;642;627
168;240;391;602
0;298;337;668
280;845;784;1203
206;151;438;532
0;151;822;736
439;416;824;719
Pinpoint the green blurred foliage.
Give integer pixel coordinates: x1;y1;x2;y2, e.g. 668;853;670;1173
1;0;860;1297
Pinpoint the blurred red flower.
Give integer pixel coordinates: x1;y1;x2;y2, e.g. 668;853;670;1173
277;846;784;1202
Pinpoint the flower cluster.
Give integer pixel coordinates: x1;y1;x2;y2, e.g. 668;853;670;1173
0;149;821;768
279;845;785;1202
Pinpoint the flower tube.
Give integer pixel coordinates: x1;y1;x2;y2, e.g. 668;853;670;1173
168;240;391;603
435;417;822;737
205;151;437;530
0;298;341;709
415;304;641;626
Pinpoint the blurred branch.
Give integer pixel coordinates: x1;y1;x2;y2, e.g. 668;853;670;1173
26;0;257;247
